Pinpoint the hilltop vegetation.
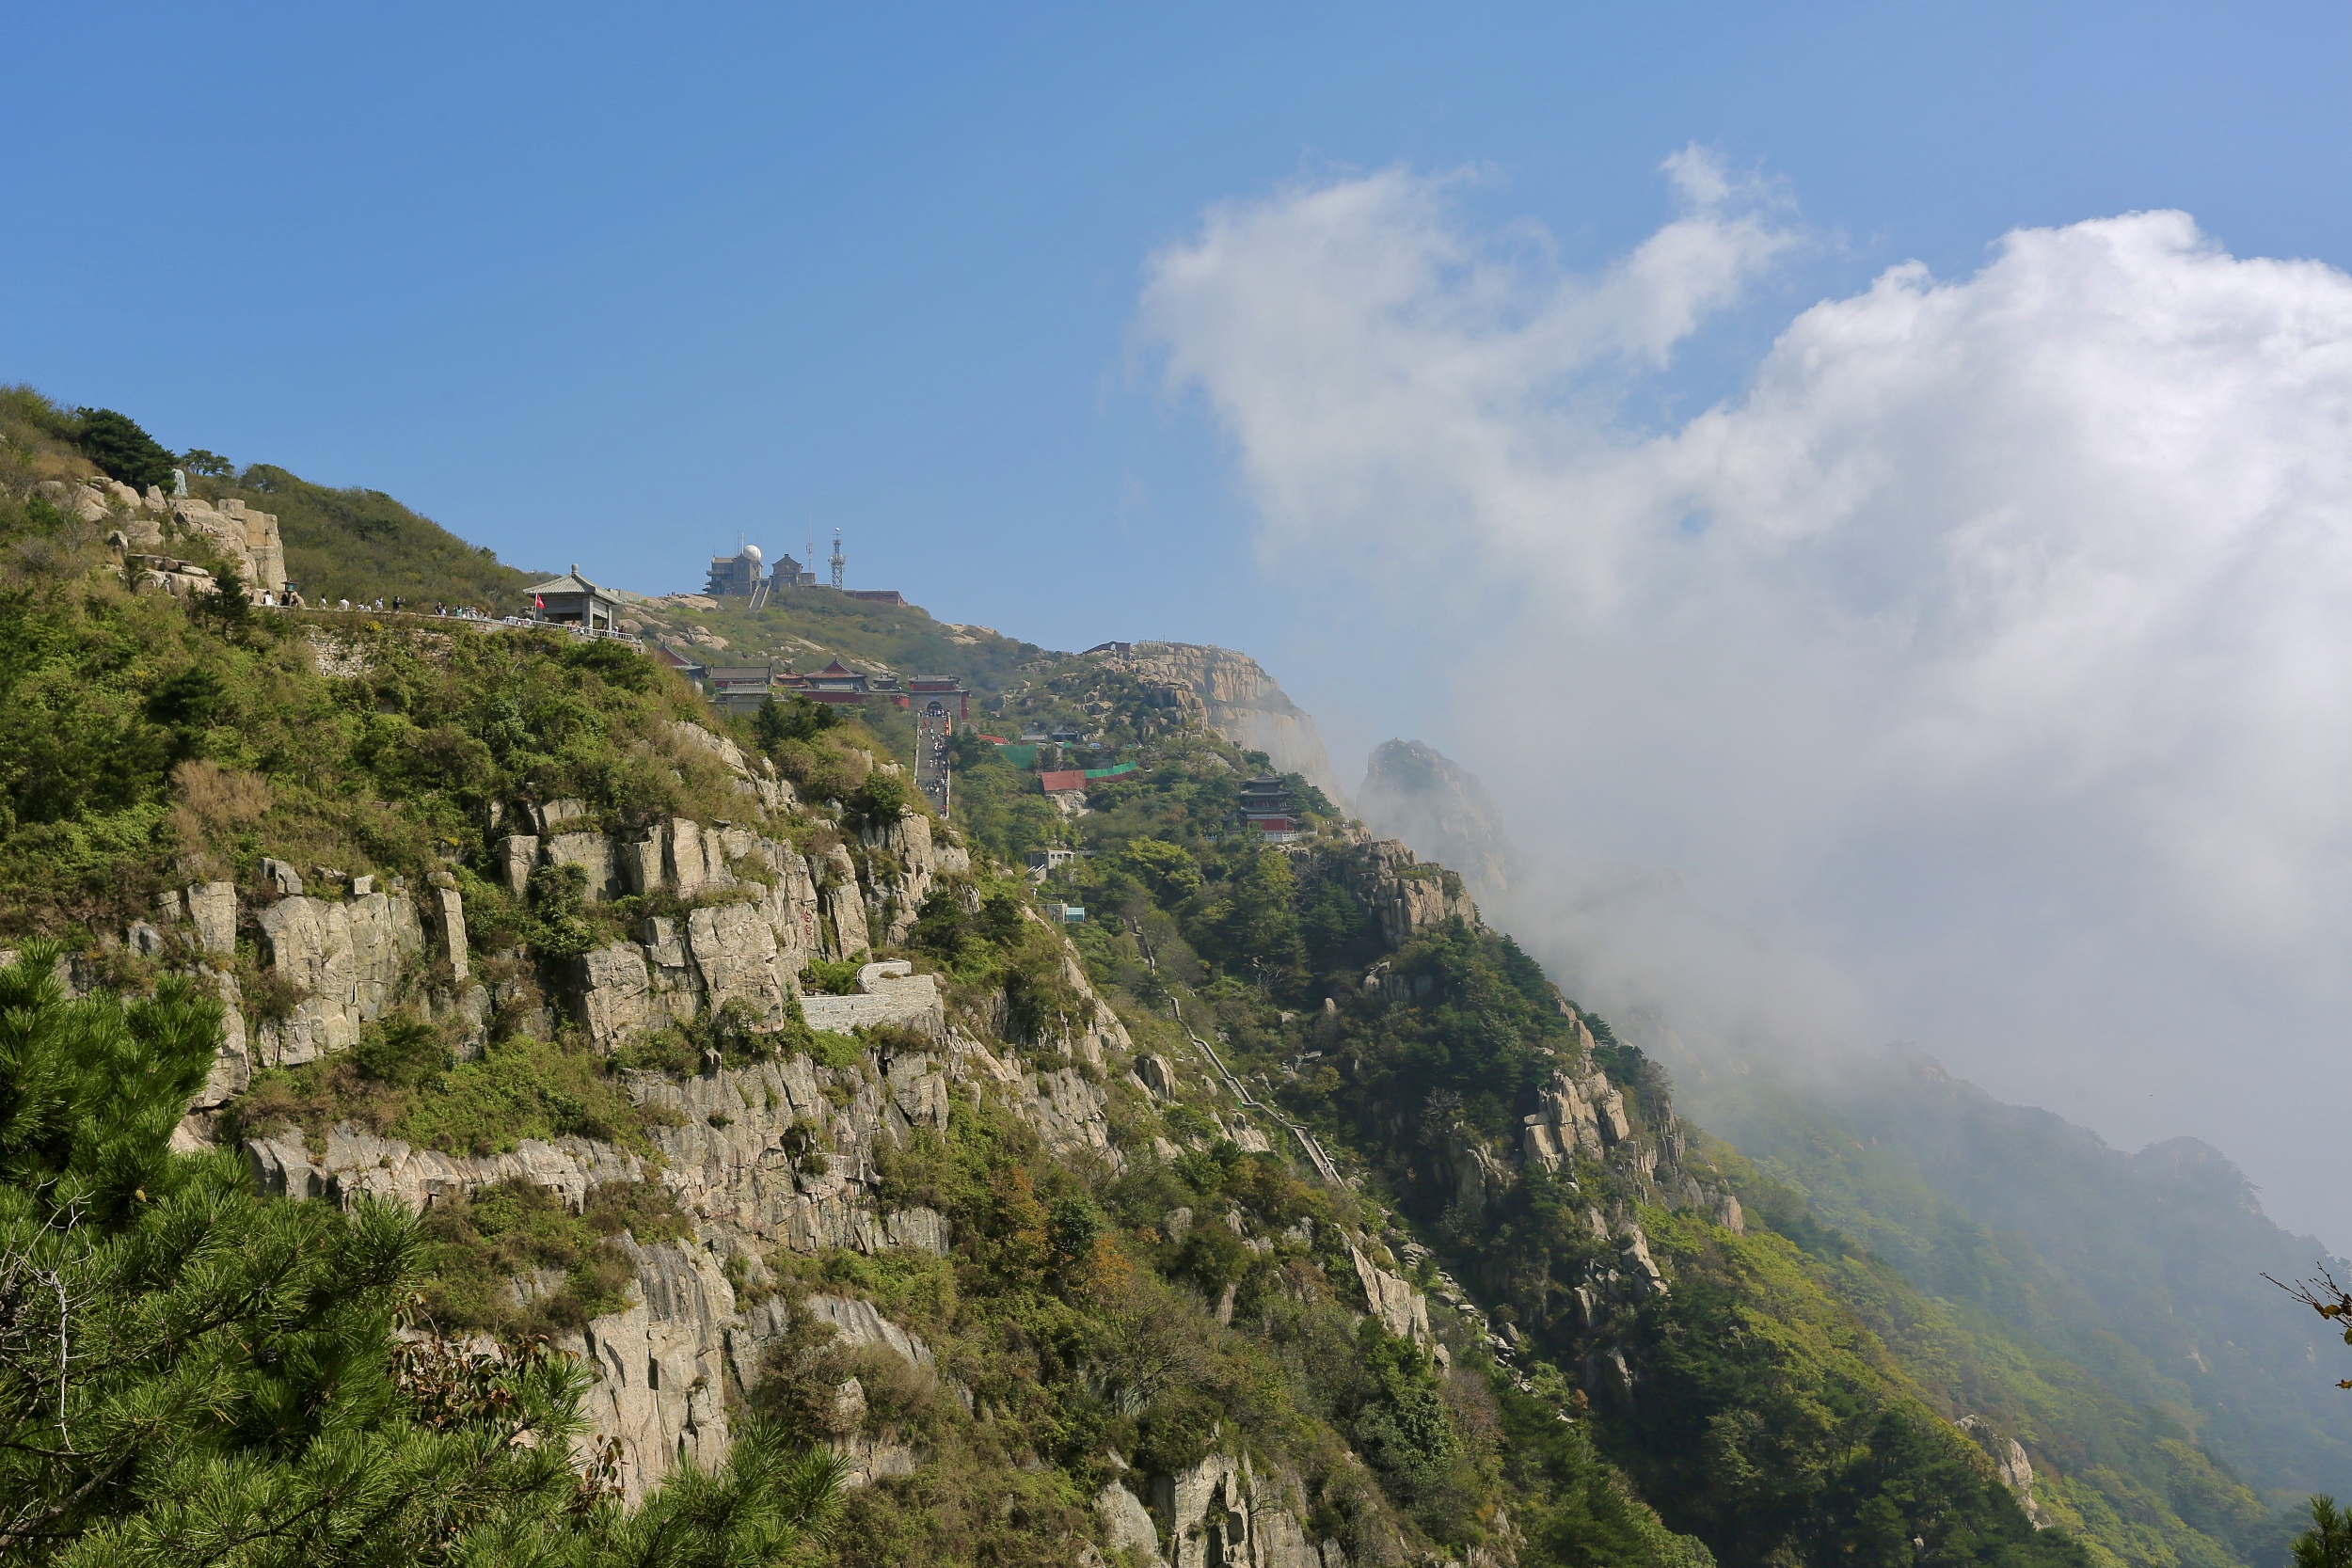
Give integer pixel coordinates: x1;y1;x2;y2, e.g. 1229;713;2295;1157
1662;1040;2337;1559
1;387;543;609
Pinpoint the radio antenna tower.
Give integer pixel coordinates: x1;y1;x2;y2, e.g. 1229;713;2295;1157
829;528;846;591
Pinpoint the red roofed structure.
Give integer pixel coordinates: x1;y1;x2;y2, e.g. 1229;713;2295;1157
1038;769;1088;794
802;658;870;706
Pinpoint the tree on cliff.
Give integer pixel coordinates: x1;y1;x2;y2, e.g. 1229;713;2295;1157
71;408;177;493
0;947;841;1564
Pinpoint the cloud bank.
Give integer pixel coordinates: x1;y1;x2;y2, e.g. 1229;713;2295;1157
1140;153;2352;1241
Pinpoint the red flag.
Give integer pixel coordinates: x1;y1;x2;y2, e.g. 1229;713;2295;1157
533;594;545;610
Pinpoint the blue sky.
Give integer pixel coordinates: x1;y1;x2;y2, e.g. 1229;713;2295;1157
14;3;2352;1237
8;0;2344;673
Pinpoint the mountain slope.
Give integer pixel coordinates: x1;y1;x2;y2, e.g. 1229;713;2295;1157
0;391;2323;1566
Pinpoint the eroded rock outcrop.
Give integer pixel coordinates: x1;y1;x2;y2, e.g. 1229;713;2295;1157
1958;1416;2044;1528
168;493;286;594
1309;838;1483;950
1520;1061;1631;1173
246;1126;644;1212
1149;1451;1338;1568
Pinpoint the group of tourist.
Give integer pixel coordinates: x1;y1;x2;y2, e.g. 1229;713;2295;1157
303;594;502;620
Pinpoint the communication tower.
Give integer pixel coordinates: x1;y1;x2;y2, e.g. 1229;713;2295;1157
829;528;846;591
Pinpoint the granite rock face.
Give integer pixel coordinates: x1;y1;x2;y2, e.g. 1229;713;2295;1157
192;750;1164;1512
57;481;286;594
251;890;425;1065
1348;1241;1436;1349
799;960;945;1037
1151;1451;1336;1568
168;494;286;594
1521;1062;1631;1172
185;880;238;955
1095;1481;1167;1566
246;1124;645;1212
570;1237;737;1505
1959;1416;2044;1527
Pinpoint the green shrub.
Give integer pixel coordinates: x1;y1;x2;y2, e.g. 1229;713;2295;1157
755;693;841;750
801;952;866;994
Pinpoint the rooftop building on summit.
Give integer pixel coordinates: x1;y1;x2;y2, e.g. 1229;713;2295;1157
707;542;812;604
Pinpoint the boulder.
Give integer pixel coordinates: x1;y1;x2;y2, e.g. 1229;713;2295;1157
545;831;619;900
428;884;469;980
818;845;869;958
499;834;539;898
1095;1481;1167;1566
578;942;654;1049
186;880;238;955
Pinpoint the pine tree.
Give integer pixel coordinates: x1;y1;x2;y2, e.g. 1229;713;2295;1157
0;947;840;1564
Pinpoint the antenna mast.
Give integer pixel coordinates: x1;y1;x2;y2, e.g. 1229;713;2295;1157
829;528;846;591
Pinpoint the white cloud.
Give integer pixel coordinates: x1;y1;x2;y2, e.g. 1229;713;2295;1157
1140;155;2352;1241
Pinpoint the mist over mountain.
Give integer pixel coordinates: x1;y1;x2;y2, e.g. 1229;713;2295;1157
1354;738;1518;909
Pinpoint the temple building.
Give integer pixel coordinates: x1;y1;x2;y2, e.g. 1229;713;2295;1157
801;659;871;706
1240;777;1302;842
705;665;786;715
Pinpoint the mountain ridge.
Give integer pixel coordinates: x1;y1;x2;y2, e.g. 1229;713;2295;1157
0;390;2327;1565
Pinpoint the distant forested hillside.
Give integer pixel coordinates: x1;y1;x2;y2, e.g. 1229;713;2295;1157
1659;1033;2342;1543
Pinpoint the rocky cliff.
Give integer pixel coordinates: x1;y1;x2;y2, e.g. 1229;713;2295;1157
40;474;288;594
1114;641;1344;801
